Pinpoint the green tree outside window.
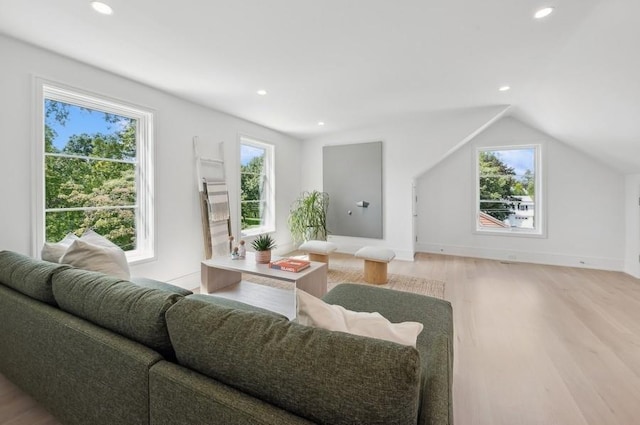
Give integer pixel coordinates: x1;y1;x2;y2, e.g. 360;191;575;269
44;99;137;250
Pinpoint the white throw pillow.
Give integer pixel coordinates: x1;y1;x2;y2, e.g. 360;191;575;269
60;238;130;280
80;229;121;248
41;233;80;263
295;289;423;347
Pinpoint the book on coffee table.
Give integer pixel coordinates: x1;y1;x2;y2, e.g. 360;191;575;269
269;258;311;273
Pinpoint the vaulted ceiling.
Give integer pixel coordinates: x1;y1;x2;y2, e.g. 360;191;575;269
1;0;638;172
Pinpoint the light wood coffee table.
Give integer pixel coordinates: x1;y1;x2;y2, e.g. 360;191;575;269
201;252;327;319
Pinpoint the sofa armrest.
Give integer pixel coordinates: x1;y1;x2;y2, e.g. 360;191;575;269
322;283;454;425
419;333;454;425
322;283;452;336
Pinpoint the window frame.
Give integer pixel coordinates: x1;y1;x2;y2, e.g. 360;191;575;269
474;144;545;238
239;136;275;238
34;79;155;263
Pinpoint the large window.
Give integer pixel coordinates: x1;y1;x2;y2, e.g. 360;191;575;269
37;82;154;262
476;145;543;236
240;137;274;236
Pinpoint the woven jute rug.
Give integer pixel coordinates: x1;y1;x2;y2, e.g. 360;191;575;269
243;265;445;300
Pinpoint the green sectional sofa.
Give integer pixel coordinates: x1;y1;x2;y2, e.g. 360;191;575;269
0;250;453;425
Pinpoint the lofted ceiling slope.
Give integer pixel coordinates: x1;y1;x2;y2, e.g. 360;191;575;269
0;0;638;172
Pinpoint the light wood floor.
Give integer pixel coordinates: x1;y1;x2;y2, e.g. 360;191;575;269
0;374;59;425
2;253;640;425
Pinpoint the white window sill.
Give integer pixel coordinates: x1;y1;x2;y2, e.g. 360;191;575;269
241;227;276;238
474;228;546;238
126;250;156;265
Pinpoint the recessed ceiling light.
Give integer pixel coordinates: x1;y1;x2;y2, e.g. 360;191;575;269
534;7;554;19
499;86;511;92
256;89;267;96
318;121;325;126
91;1;113;15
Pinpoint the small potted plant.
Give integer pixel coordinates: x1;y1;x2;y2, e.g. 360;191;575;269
251;234;277;264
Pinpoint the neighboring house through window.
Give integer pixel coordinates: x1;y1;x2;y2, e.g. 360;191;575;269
239;136;275;236
37;81;154;262
476;145;544;236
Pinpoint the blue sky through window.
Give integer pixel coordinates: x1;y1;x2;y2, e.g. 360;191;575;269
45;100;125;150
240;144;265;166
490;148;534;176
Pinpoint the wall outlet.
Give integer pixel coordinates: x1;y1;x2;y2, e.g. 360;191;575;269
507;254;516;260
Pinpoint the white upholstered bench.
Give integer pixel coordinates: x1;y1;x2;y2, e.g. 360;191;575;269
299;240;338;265
354;246;396;284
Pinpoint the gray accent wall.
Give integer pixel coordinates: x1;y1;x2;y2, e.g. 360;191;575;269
323;142;383;238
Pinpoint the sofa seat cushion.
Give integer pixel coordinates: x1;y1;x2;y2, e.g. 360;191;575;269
165;297;422;425
52;268;183;359
0;251;71;305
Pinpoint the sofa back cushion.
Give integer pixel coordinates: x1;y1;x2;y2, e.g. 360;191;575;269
52;268;182;359
0;251;70;305
166;297;421;425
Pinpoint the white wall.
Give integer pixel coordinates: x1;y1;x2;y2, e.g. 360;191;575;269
417;117;625;270
625;174;640;277
0;35;301;285
300;105;509;260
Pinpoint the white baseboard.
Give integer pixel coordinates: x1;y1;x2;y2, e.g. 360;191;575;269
416;243;624;271
624;261;640;279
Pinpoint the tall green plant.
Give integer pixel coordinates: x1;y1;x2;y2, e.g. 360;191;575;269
288;190;329;243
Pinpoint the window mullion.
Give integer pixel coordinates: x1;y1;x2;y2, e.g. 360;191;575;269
45;152;136;165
